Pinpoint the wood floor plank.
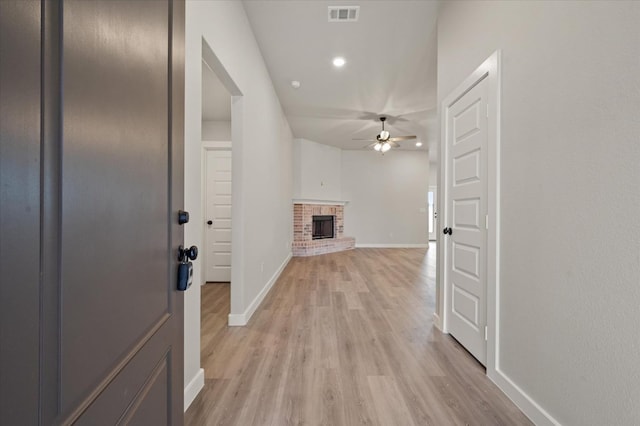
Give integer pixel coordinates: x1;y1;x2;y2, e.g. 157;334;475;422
367;375;417;426
185;247;532;426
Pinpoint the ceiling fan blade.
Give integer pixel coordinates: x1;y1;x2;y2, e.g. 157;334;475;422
389;135;417;142
363;142;378;149
388;141;400;148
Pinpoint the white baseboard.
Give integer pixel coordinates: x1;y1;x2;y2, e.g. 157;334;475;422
488;368;561;426
432;313;442;330
227;312;247;326
355;243;429;248
228;252;292;327
184;368;204;412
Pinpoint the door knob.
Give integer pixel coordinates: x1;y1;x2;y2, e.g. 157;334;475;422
178;210;190;225
443;227;452;235
178;245;198;262
207;220;213;225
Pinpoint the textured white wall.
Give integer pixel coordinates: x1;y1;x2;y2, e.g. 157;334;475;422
438;1;640;424
202;120;231;141
341;150;429;246
185;0;293;406
293;138;342;200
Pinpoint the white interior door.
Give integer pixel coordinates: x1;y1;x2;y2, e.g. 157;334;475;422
445;77;489;365
428;186;437;241
205;149;232;282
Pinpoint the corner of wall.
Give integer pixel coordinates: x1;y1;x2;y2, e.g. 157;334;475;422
228;251;292;326
184;368;204;412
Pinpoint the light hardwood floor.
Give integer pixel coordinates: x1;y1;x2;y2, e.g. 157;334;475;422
186;247;531;426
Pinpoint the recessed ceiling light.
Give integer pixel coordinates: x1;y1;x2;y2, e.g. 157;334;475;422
332;57;346;67
416;142;423;147
291;80;301;89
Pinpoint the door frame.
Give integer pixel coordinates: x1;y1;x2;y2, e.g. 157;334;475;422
201;141;232;285
439;50;501;377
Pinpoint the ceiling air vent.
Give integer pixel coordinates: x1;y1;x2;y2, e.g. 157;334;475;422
328;6;359;22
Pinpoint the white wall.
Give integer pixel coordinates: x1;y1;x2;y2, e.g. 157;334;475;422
438;2;640;425
342;150;429;246
202;120;231;141
293;138;342;200
184;0;293;408
428;161;437;188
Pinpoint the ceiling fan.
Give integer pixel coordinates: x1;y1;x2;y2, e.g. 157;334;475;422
353;117;417;153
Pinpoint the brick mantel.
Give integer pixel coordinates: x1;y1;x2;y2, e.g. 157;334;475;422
292;203;355;257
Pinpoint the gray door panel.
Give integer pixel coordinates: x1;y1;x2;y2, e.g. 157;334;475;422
0;1;42;424
0;0;185;424
60;0;171;412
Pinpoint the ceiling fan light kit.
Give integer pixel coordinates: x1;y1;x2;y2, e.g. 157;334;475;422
355;116;417;153
372;141;391;153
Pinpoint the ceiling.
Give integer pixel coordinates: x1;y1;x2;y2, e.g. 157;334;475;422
202;59;231;122
243;0;439;155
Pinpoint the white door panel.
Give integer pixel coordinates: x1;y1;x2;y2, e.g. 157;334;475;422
452;284;480;328
445;77;489;365
213;229;231;242
214;195;232;206
214;181;232;195
212;219;231;230
213;253;231;267
205;149;232;282
214;170;232;181
214;205;232;219
453;198;481;229
452;242;480;278
212;243;231;252
453;149;481;185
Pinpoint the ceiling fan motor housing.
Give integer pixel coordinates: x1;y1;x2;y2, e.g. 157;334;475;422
377;116;390;141
377;130;390;141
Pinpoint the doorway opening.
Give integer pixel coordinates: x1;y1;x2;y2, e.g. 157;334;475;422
201;52;232;284
428;186;437;241
200;39;240;324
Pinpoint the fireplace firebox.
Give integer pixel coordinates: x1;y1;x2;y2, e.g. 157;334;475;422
312;215;334;240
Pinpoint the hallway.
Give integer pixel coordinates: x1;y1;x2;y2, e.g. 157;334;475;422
185;247;531;425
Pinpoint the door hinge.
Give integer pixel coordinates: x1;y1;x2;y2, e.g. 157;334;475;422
485;215;489;230
484;326;488;341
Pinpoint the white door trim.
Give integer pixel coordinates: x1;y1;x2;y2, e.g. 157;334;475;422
439;50;501;375
201;141;232;286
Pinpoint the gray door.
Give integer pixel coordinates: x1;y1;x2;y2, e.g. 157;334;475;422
0;0;185;424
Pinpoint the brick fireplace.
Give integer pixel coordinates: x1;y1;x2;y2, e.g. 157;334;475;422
292;203;355;257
